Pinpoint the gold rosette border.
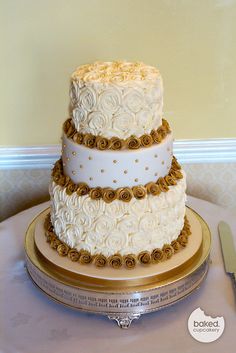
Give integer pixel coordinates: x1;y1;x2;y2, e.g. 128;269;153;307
63;118;171;151
44;213;191;270
52;156;183;203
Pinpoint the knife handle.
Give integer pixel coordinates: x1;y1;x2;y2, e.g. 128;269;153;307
231;273;236;291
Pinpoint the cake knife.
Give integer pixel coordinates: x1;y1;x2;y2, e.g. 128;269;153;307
218;221;236;292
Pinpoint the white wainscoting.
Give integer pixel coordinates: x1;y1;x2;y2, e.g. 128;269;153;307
1;139;236;169
1;139;236;221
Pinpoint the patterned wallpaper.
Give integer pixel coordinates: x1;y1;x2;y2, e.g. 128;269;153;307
1;163;236;222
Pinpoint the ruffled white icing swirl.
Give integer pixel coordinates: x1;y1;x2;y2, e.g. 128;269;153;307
70;81;80;106
72;106;87;130
66;192;83;210
57;206;75;224
79;86;96;112
75;211;92;231
87;111;110;135
104;200;126;219
131;231;152;249
98;88;121;114
124;89;144;113
105;230;128;256
129;197;149;216
85;230;106;248
136;109;153;131
112;112;136;138
81;197;104;219
94;215;116;236
139;213;159;232
118;215;139;234
65;223;84;247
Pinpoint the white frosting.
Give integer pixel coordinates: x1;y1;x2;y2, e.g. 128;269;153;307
70;62;163;139
62;133;173;188
49;171;187;257
71;61;160;83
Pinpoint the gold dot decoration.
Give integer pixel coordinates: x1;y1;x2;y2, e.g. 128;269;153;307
113;180;117;183
134;178;139;182
124;170;128;174
89;177;93;181
63;144;66;148
79;164;83;169
167;147;170;152
72;170;76;175
63;163;66;167
88;156;92;160
155;172;158;176
66;157;70;162
101;169;105;173
113;160;117;164
145;167;149;170
135;159;139;163
154;154;158;158
72;151;76;156
162;161;165;165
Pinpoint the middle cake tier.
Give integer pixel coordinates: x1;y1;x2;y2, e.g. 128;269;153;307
62;132;173;188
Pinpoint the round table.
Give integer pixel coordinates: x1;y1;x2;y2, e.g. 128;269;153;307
1;196;235;353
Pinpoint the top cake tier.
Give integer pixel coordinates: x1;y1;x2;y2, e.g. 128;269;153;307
70;61;163;139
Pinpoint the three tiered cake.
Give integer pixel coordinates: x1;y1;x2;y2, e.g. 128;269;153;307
45;61;191;269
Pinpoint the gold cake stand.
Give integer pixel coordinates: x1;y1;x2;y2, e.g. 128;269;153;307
24;207;211;328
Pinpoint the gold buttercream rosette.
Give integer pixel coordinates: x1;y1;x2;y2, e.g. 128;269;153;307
117;188;133;202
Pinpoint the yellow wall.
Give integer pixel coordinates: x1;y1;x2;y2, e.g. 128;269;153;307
1;0;236;146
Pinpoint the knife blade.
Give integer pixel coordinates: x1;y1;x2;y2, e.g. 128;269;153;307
218;221;236;284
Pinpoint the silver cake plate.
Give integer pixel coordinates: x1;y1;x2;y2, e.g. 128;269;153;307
24;207;211;328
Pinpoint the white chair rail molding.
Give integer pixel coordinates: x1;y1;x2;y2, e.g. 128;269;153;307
0;138;236;221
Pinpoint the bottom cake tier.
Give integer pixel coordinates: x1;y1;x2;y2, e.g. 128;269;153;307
47;170;189;268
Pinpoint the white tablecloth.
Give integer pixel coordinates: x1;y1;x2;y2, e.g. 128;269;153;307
0;196;236;353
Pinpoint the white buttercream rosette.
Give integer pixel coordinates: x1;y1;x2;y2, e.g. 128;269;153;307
112;112;136;138
72;106;87;130
64;223;84;247
87;111;110;135
81;196;104;219
75;211;93;231
53;216;65;236
104;200;127;219
98;88;121;114
54;201;66;215
57;206;75;224
70;81;80;106
85;230;107;248
50;183;62;204
136;109;153;132
130;231;152;249
79;86;97;112
94;215;116;236
117;215;139;234
105;230;128;256
79;242;96;254
129;197;148;216
149;230;167;249
139;213;159;232
148;193;167;212
124;88;144;113
66;192;83;210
